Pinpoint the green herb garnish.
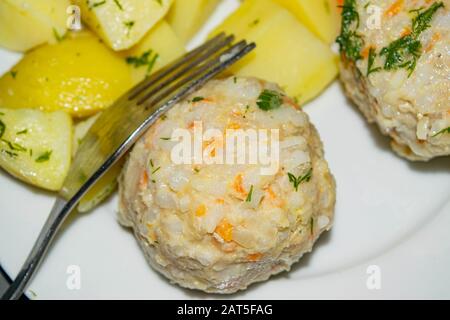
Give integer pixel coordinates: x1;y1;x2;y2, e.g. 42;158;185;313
113;0;123;10
432;127;450;137
1;139;26;152
249;19;260;27
0;120;5;139
245;185;254;202
2;150;18;158
126;50;159;75
151;166;161;174
288;168;313;192
10;71;17;79
367;47;381;76
16;129;28;135
160;137;171;141
124;20;135;35
91;0;106;8
257;90;283;111
52;28;65;42
336;0;364;61
192;96;204;103
35;150;52;163
379;2;444;76
380;34;421;75
411;2;444;35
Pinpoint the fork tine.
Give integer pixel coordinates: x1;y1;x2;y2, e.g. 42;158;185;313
131;35;235;103
137;40;250;106
128;32;230;100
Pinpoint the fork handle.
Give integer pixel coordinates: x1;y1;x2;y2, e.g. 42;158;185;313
1;197;72;300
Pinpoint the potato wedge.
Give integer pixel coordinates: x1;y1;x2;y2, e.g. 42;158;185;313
122;20;186;84
273;0;341;44
73;0;173;51
73;114;123;212
78;159;123;213
0;0;70;52
211;0;338;104
167;0;220;44
0;108;72;191
0;31;133;118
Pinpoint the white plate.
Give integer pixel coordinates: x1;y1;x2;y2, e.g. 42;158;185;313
1;0;449;300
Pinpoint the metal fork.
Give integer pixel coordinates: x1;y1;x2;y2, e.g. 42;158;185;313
2;33;255;300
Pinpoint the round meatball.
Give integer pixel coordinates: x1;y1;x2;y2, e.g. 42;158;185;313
118;77;336;294
339;0;450;161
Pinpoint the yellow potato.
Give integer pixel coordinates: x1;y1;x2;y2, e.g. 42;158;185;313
211;0;338;104
122;20;186;84
78;159;123;213
73;0;173;51
273;0;341;44
0;31;133;118
73;115;123;212
0;0;70;52
0;108;72;191
167;0;220;44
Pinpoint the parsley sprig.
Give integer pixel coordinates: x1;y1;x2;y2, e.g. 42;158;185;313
126;50;159;75
288;168;313;192
257;90;283;111
378;2;444;76
433;127;450;137
336;0;364;61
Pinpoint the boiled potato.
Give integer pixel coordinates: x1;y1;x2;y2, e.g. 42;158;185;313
122;20;186;84
73;115;122;212
73;0;173;51
0;31;133;118
167;0;220;44
0;0;70;52
273;0;341;44
78;159;123;212
211;0;338;104
0;108;72;191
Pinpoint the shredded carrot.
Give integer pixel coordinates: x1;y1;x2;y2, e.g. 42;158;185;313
195;204;207;217
385;0;404;17
216;198;225;204
227;122;241;130
400;27;411;37
361;46;371;59
247;253;262;262
233;174;246;194
215;219;233;242
232;110;243;117
337;0;344;13
139;171;149;188
425;32;441;52
265;186;277;199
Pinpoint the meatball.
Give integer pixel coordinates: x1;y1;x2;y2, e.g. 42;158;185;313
118;77;336;294
339;0;450;161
